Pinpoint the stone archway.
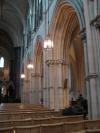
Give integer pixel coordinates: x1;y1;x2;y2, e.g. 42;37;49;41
31;36;43;104
48;0;86;110
67;26;86;101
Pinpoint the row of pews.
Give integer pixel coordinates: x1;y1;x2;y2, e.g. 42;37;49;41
0;103;100;133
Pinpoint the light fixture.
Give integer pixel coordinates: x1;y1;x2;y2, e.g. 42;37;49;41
44;35;53;49
44;0;53;49
21;65;25;79
21;74;25;79
27;63;34;69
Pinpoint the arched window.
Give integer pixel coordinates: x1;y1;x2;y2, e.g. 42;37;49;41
0;57;4;68
34;0;43;31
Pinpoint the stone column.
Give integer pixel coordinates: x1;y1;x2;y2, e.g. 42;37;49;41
56;60;64;110
91;17;100;118
83;0;99;119
30;73;42;104
80;30;91;118
20;78;24;103
30;73;34;104
13;47;21;100
43;49;50;108
47;59;67;110
24;79;30;103
46;60;55;109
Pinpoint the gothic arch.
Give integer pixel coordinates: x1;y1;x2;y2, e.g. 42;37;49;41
50;0;85;60
48;0;86;108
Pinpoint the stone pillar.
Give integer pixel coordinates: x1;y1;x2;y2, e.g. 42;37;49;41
46;59;67;110
56;60;64;110
30;73;42;104
47;61;55;109
13;47;21;100
43;49;50;108
20;78;24;103
24;79;30;103
30;73;34;104
91;16;100;118
83;0;99;119
80;30;91;118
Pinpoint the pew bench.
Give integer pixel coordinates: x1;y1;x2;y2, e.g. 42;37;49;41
0;111;61;120
15;125;40;133
86;129;100;133
0;115;83;128
0;127;14;133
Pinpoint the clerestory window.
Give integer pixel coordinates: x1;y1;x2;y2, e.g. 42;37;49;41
34;0;43;31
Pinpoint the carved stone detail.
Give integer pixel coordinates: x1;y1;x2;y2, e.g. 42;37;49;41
46;59;67;65
58;87;63;90
94;20;100;28
80;28;86;40
91;15;100;28
49;87;54;90
31;73;42;77
85;73;98;81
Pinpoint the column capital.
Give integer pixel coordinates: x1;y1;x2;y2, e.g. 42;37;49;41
43;87;47;90
24;79;30;83
85;73;98;81
31;73;42;77
46;59;68;66
49;87;54;90
57;87;63;90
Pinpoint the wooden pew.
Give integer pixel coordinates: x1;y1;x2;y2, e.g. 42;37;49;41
0;127;14;133
63;121;85;133
14;122;85;133
0;118;34;128
0;111;61;120
0;103;45;112
1;118;100;133
41;123;63;133
32;115;83;125
15;123;63;133
84;119;100;129
86;129;100;133
51;115;83;123
0;115;83;128
15;125;40;133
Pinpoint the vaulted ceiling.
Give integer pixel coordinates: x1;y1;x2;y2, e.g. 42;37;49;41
0;0;30;47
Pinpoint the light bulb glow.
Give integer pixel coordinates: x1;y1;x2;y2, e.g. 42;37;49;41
21;74;25;79
27;64;34;69
44;37;53;49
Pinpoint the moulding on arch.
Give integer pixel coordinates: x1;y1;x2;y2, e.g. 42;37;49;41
79;27;86;40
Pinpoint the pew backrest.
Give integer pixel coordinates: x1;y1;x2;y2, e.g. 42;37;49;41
0;127;14;133
15;125;40;133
